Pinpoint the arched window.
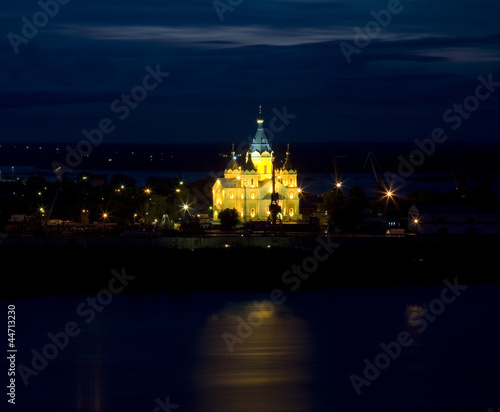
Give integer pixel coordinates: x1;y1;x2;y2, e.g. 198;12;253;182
264;165;267;174
250;192;255;199
229;192;234;199
289;208;294;217
289;192;294;199
250;208;256;217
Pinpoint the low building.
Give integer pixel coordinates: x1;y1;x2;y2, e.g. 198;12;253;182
408;204;500;234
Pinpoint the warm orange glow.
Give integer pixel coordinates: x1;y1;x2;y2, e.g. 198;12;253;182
193;301;312;412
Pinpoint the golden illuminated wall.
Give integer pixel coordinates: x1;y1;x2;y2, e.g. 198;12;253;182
213;177;300;222
247;151;273;180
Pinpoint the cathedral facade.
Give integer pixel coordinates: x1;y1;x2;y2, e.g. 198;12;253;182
212;110;300;222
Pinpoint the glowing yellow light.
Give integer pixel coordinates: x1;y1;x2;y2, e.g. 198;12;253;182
414;219;419;224
336;182;342;188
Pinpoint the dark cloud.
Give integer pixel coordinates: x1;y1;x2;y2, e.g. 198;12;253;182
1;0;499;144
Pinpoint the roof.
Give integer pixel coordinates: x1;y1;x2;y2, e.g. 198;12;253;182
218;178;240;188
242;152;257;171
249;117;272;153
283;145;294;171
225;156;239;171
263;193;286;200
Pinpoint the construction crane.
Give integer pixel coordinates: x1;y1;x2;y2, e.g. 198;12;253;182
364;152;387;197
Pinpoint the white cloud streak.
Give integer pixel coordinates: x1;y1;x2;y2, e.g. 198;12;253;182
57;24;433;48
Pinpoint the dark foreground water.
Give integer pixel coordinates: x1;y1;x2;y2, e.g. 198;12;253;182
6;282;500;412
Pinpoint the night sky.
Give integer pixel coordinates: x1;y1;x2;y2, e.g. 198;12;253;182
2;0;500;146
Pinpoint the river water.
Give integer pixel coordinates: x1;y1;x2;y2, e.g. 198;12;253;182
7;165;500;196
8;282;500;412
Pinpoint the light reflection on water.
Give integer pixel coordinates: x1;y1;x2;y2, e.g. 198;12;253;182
193;300;314;412
10;284;500;411
76;325;104;412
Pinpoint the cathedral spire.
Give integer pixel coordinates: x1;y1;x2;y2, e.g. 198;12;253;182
243;150;256;171
249;105;271;153
283;143;294;170
225;142;238;171
257;105;263;125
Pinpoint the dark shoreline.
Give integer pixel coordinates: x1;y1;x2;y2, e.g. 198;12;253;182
3;234;499;298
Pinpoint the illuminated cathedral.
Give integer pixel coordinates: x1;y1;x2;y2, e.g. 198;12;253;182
212;108;300;222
